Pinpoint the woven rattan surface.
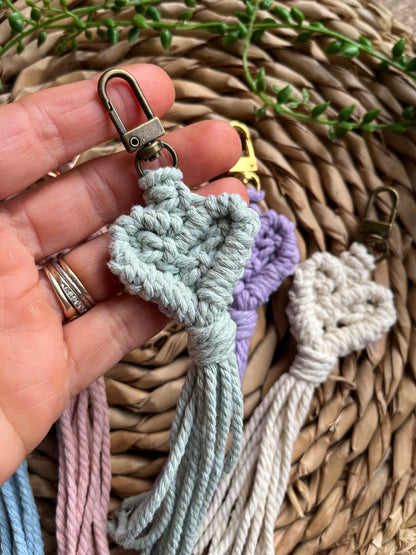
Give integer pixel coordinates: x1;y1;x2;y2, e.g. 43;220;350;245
1;0;416;553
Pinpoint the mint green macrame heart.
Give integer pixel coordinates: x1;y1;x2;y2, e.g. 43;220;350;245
109;167;259;327
108;166;260;555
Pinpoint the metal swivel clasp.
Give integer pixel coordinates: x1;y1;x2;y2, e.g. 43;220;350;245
97;68;178;176
360;186;399;262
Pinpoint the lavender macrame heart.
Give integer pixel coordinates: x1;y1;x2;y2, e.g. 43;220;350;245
230;189;299;380
108;166;260;555
196;242;396;555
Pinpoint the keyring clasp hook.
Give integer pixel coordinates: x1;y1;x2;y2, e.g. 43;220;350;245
360;186;399;262
98;68;178;176
229;121;261;191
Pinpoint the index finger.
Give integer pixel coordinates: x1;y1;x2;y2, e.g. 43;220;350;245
0;64;175;200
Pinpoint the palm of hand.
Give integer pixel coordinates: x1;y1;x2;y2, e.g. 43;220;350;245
0;216;68;476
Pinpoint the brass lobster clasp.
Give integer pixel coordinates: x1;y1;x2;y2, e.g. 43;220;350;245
360;186;399;262
98;68;178;176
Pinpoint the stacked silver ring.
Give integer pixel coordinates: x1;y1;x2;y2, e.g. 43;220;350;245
43;255;96;322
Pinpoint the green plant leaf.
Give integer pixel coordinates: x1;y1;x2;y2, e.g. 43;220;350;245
224;30;240;45
402;106;415;120
362;108;380;124
37;29;47;46
392;38;405;59
397;55;408;68
146;5;161;22
260;0;273;9
237;19;247;36
311;101;330;117
358;36;372;48
181;9;193;21
273;103;284;114
255;68;266;92
128;26;140;43
273;6;291;23
325;40;343;54
8;12;25;33
327;127;337;142
17;41;25;54
334;126;348;138
294;32;312;43
406;57;416;72
377;61;389;72
30;8;41;22
277;85;292;103
133;14;149;28
107;26;119;44
338;104;355;122
237;11;250;24
286;100;302;109
256;106;267;120
309;21;325;30
185;0;196;6
160;28;172;50
103;17;116;28
339;44;360;58
290;6;304;25
252;29;264;42
302;88;309;102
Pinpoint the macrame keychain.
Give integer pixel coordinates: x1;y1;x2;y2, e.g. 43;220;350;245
195;188;398;555
227;121;299;381
98;69;260;554
0;460;44;554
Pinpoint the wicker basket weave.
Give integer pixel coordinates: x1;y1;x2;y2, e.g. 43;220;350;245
1;1;416;553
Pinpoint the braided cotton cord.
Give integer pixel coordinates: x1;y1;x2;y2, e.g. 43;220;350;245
107;167;260;554
56;376;111;554
195;243;397;555
230;189;299;380
0;460;44;554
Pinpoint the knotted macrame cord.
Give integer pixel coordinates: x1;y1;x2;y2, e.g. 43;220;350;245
56;377;112;554
195;242;397;555
108;166;260;554
0;460;44;555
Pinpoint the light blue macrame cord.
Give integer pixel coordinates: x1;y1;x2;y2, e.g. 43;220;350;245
0;460;44;555
108;167;260;554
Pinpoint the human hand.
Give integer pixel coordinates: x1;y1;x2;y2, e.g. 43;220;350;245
0;64;245;485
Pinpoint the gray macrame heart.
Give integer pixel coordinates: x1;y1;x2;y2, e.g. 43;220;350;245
287;242;396;360
109;167;260;327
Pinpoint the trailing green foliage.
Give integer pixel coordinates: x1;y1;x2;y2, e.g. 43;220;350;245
0;0;415;139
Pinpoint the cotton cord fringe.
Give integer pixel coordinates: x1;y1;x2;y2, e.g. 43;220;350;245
107;167;260;554
56;377;111;554
195;243;397;555
230;189;299;381
0;460;44;554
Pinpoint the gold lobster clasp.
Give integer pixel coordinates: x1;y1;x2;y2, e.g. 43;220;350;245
360;186;399;262
228;121;261;191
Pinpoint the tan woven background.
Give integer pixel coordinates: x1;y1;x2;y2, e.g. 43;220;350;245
1;0;416;553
